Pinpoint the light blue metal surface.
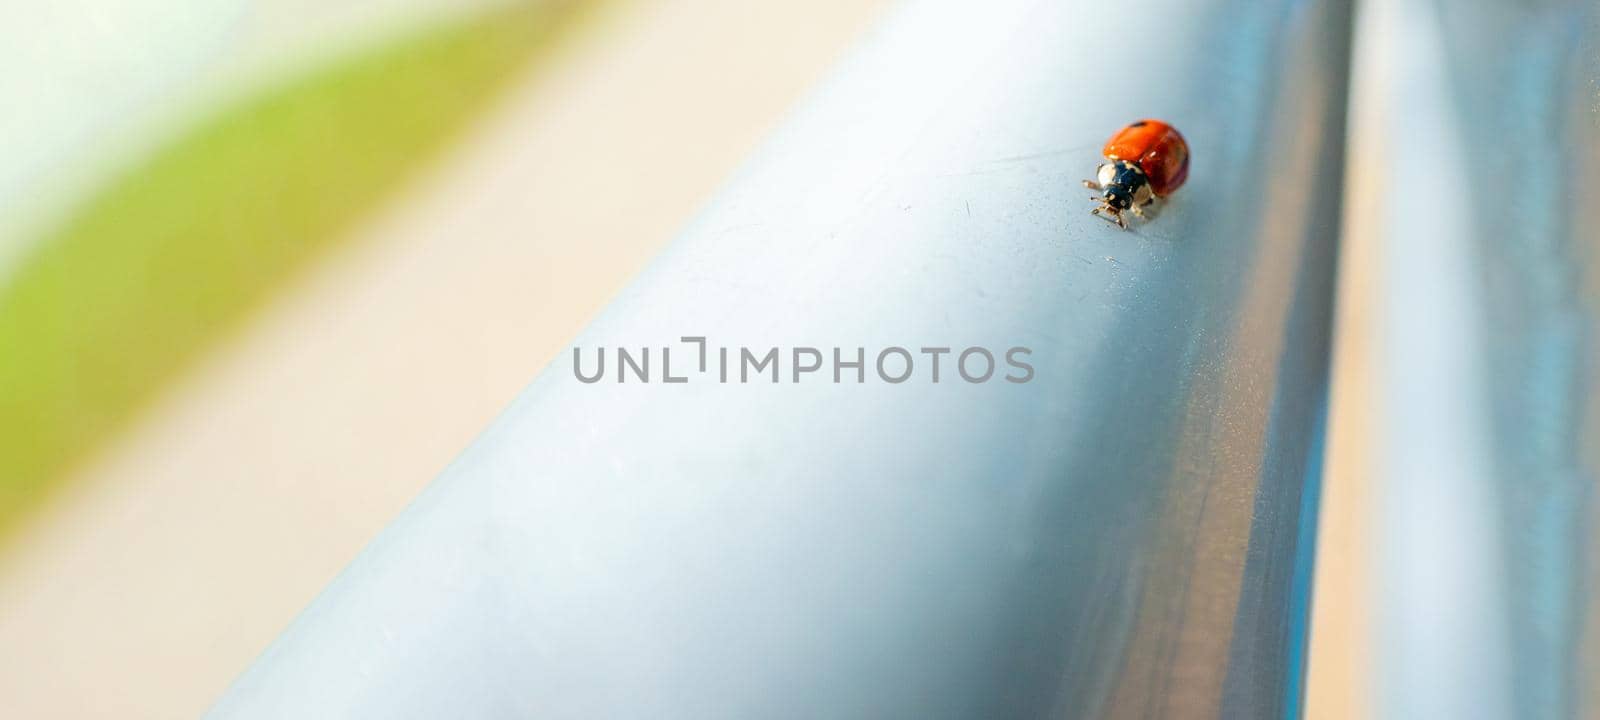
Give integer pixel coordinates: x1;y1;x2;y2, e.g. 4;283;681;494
210;0;1351;716
1369;0;1600;718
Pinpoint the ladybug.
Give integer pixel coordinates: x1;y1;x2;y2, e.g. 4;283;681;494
1083;119;1189;229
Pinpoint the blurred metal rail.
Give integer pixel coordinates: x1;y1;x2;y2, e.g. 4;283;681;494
209;0;1351;717
1362;0;1600;718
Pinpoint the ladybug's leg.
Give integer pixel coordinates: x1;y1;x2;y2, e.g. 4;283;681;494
1090;206;1127;229
1082;179;1102;190
1138;196;1160;220
1130;204;1146;219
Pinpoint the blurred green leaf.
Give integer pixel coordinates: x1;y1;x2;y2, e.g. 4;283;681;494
0;1;588;538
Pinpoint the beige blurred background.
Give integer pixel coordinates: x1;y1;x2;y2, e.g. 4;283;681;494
0;0;892;716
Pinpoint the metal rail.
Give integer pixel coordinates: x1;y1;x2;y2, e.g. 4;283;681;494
1362;0;1600;718
209;0;1352;716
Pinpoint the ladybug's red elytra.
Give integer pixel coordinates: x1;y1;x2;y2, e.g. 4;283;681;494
1083;119;1190;229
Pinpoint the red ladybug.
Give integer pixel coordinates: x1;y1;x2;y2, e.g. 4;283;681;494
1083;119;1189;229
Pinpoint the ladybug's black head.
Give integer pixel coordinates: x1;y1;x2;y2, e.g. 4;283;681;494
1097;160;1148;208
1087;160;1156;230
1102;184;1134;211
